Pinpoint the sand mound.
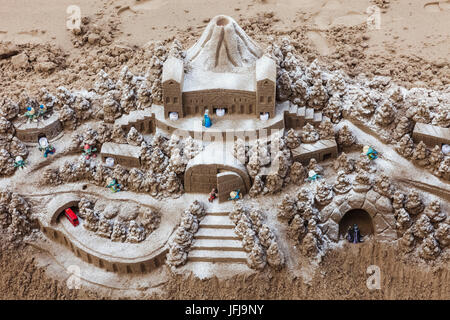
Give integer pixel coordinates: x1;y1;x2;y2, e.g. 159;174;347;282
185;15;263;73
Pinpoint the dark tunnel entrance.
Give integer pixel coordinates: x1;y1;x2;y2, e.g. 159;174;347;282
339;209;374;239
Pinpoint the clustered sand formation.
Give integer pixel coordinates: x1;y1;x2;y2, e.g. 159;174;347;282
0;190;33;243
166;201;206;267
276;149;449;261
0;37;191;179
233;133;291;196
76;197;160;243
236;122;352;199
41;129;203;199
396;191;449;260
0;111;28;176
0;8;448;292
263;37;449;180
230;202;284;270
0;32;448;182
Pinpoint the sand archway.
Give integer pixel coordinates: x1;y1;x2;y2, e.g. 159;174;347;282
338;209;374;239
320;189;398;242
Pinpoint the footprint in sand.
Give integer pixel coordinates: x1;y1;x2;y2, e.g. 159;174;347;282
424;1;450;12
313;0;368;29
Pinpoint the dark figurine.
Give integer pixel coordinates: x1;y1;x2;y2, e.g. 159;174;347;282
347;224;363;243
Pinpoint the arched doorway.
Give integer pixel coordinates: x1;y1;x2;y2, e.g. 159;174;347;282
338;209;374;239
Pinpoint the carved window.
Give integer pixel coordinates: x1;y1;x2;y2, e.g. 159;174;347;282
174;97;178;104
166;97;170;103
268;96;272;103
260;96;264;103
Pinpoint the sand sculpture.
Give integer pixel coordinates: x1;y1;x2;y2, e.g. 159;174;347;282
0;10;448;299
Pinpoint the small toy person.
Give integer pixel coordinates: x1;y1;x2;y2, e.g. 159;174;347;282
202;109;212;128
13;156;27;170
307;170;321;181
347;224;363;243
106;178;121;193
363;145;378;160
83;143;97;160
38;137;56;158
24;106;37;122
37;104;47;117
228;189;241;201
208;187;217;202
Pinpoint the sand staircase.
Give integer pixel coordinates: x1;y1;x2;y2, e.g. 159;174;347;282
286;103;329;128
114;108;155;134
188;208;247;263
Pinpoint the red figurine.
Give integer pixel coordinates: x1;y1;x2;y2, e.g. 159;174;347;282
208;188;217;202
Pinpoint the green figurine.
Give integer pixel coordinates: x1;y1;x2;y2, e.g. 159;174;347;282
38;137;55;158
106;178;121;193
13;156;27;170
37;104;47;118
25;106;37;122
83;144;97;160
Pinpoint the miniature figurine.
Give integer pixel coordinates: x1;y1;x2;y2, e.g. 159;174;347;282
208;187;217;202
216;108;225;117
442;144;450;156
363;145;378;160
37;104;47;117
24;106;37;122
169;112;179;121
106;178;121;193
202;109;212;128
105;157;115;167
38;137;56;158
83;143;97;160
229;189;241;201
347;224;363;243
13;156;27;170
307;170;321;181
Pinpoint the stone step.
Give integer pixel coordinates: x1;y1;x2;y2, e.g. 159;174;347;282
191;239;244;251
305;108;314;120
313;112;322;123
205;211;229;216
188;249;247;263
194;228;239;240
289;103;298;114
297;106;306;118
200;215;234;229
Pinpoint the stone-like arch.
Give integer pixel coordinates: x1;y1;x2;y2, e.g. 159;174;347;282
320;189;397;242
338;209;374;238
184;144;251;195
45;193;81;226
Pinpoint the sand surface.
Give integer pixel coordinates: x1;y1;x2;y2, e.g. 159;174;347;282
0;0;449;299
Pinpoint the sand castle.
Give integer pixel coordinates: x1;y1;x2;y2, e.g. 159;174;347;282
0;11;449;299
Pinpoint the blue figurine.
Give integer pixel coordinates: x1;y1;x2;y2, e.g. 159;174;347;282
202;109;212;128
228;189;241;201
363;145;378;160
307;170;321;181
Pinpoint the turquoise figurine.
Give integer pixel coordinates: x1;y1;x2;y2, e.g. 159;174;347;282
202;109;212;128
